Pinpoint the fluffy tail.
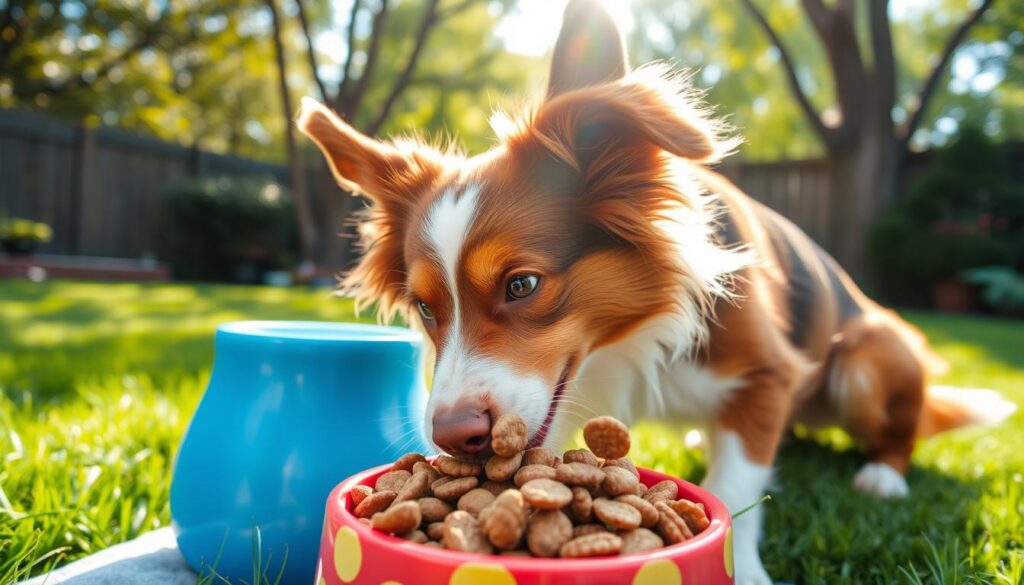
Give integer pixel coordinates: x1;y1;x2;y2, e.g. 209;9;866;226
917;385;1018;438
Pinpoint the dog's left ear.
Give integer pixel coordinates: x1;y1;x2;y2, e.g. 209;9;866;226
532;72;726;165
547;0;629;99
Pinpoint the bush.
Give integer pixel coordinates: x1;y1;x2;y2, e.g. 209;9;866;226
0;210;53;254
160;177;297;283
869;128;1024;305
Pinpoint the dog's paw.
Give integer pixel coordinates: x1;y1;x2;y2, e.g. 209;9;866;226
853;463;909;498
734;564;773;585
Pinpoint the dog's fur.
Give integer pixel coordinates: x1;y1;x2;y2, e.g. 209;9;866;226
298;2;1016;582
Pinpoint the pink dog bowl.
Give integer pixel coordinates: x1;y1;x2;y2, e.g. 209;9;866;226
315;463;734;585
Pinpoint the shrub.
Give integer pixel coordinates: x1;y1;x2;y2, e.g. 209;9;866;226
869;128;1024;305
0;210;53;253
160;177;297;283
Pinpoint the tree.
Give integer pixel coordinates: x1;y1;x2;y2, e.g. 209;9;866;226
285;0;538;269
735;0;996;276
266;0;317;262
0;0;292;161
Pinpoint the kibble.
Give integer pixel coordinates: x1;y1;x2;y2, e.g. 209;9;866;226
349;415;710;558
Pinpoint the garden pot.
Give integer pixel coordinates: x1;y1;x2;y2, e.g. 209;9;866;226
931;279;979;313
170;321;432;584
2;237;38;255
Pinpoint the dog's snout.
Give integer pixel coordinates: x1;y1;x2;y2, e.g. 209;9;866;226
432;408;492;457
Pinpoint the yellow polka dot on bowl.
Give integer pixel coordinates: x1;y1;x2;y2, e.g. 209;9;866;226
449;562;517;585
724;526;734;578
633;559;681;585
333;526;362;583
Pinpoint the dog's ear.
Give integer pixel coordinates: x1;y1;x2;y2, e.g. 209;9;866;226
297;97;445;318
532;69;731;165
296;97;440;202
547;0;629;99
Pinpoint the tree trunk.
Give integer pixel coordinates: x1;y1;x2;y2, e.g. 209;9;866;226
826;124;901;282
266;0;318;263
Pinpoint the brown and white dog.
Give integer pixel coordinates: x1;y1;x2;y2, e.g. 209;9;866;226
298;1;1016;582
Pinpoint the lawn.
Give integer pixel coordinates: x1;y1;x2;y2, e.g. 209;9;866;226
1;280;1022;584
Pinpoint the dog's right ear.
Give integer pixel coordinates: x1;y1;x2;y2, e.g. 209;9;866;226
547;0;629;99
297;97;445;318
296;97;441;204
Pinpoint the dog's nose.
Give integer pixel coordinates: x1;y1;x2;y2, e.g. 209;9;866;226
432;408;492;457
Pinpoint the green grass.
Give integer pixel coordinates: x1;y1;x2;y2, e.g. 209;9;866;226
1;280;1023;584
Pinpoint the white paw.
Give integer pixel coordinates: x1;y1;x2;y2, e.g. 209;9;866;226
735;564;773;585
734;545;773;585
853;462;909;498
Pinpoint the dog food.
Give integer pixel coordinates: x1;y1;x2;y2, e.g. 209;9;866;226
351;414;710;558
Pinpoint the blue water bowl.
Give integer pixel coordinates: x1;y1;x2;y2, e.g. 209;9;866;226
170;321;432;584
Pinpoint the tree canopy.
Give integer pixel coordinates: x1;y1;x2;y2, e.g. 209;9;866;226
0;0;1018;162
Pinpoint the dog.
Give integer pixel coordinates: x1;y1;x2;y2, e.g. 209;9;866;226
297;1;1017;582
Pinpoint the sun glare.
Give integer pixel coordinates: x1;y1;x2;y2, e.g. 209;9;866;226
496;0;636;57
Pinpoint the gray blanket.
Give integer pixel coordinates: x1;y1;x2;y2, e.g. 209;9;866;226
19;528;197;585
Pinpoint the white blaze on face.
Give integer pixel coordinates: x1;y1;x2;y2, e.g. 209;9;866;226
421;183;552;449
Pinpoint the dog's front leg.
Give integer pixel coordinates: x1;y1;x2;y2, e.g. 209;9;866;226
701;370;794;585
703;427;774;585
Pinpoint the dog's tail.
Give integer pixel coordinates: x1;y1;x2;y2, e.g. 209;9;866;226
916;385;1018;438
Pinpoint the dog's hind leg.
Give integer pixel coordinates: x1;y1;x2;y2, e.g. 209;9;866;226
828;312;928;498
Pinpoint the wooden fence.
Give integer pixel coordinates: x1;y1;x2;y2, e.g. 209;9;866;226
2;107;1020;265
0;108;289;258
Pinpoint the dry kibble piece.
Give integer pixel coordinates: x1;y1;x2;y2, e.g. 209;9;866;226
354;490;397;518
480;490;528;550
357;517;371;526
603;457;640;478
401;529;429;544
426;521;446;541
526;509;573;557
350;485;373;507
602;465;640;496
563;448;600;467
484;451;523;482
371;501;422;534
615;494;660;528
424;540;444;548
643;480;679;505
478;481;515;497
620;528;664;555
520;478;573;509
572;524;609;538
570;486;593;523
513;464;557;487
655;501;694;544
436;455;482;478
491;414;528;457
412;461;441;482
418;497;454;523
559;532;623;558
583;416;631;460
393;453;426;472
555;462;606;487
457;488;496;516
443;511;494;554
433;476;479;501
394;471;431;504
592;497;642;530
375;469;412;493
522;447;557;467
666;499;710;533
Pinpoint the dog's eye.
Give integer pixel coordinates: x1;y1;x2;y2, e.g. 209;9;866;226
507;275;539;301
416;300;435;320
